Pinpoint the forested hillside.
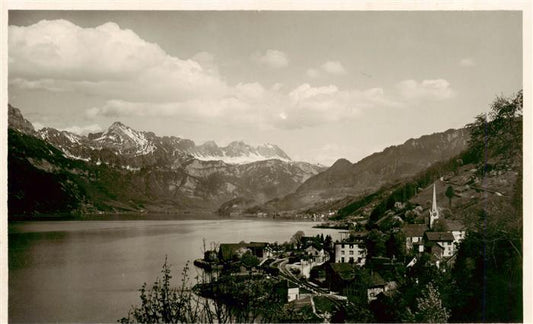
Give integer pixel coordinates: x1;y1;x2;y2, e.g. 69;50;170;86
331;90;523;322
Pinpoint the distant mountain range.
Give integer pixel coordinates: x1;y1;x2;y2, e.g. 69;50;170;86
13;107;291;168
8;103;470;217
8;104;322;216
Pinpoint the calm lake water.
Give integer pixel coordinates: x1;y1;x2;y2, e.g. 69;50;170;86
9;218;341;323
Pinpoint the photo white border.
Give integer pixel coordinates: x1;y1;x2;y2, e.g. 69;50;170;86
1;1;531;323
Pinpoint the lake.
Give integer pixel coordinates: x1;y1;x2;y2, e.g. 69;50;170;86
8;218;341;323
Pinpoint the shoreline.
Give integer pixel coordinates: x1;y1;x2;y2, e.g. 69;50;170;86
8;211;327;223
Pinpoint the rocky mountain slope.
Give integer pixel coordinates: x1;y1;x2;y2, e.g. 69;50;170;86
32;120;291;169
331;90;522;227
7;104;323;217
267;127;470;211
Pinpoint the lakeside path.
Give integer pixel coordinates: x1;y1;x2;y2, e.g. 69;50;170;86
270;257;348;319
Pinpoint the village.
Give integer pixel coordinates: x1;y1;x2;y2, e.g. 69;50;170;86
193;183;467;321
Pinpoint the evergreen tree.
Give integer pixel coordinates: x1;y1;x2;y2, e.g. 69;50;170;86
413;283;450;323
445;185;455;208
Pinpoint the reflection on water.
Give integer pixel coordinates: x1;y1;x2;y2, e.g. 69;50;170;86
9;219;340;323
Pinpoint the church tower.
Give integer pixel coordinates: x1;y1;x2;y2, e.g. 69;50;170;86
429;183;440;229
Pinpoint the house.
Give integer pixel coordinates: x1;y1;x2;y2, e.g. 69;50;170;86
424;232;455;258
289;296;314;312
334;240;367;266
305;246;326;263
326;263;358;292
288;284;300;302
446;219;466;244
367;272;387;302
218;242;269;262
402;224;428;253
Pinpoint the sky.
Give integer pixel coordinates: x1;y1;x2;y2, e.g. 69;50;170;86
7;11;523;165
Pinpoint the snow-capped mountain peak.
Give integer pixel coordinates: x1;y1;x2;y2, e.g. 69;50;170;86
95;121;155;155
9;105;294;167
191;140;291;164
39;127;83;145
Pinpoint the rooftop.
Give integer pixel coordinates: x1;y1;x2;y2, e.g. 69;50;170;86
446;219;466;231
425;231;454;242
402;224;428;237
219;242;268;260
329;263;358;281
369;272;386;287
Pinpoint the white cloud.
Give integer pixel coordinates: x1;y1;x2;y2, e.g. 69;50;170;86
306;61;346;78
306;68;320;78
235;82;266;100
32;122;45;130
396;79;456;101
9;20;457;132
86;98;264;126
271;83;284;91
321;61;347;75
279;84;400;128
251;49;289;68
459;58;476;67
87;83;400;130
62;124;103;135
289;84;339;104
10;78;68;92
191;51;218;74
9;19;228;102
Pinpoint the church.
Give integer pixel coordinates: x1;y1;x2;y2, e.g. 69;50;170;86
403;183;466;260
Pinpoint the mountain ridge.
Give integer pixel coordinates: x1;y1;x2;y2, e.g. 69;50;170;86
264;127;470;212
7;104;324;216
7;104;471;218
8;104;294;167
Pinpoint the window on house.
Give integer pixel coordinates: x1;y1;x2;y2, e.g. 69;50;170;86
341;257;345;262
349;250;354;255
341;250;345;255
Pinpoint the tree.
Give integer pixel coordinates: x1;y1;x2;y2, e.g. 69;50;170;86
445;185;455;208
386;231;406;260
366;229;386;258
324;234;332;249
241;251;260;275
120;258;219;323
450;229;522;322
290;230;305;248
466;90;523;162
432;219;449;232
410;283;450;323
122;258;293;323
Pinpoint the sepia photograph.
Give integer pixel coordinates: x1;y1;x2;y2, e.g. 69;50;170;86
2;3;530;323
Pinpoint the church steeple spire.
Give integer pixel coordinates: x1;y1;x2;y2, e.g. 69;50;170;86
432;183;438;212
429;183;440;229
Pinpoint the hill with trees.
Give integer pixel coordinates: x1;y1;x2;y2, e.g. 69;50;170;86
333;90;523;322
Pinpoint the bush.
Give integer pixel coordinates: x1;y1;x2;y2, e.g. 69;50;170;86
119;258;218;323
